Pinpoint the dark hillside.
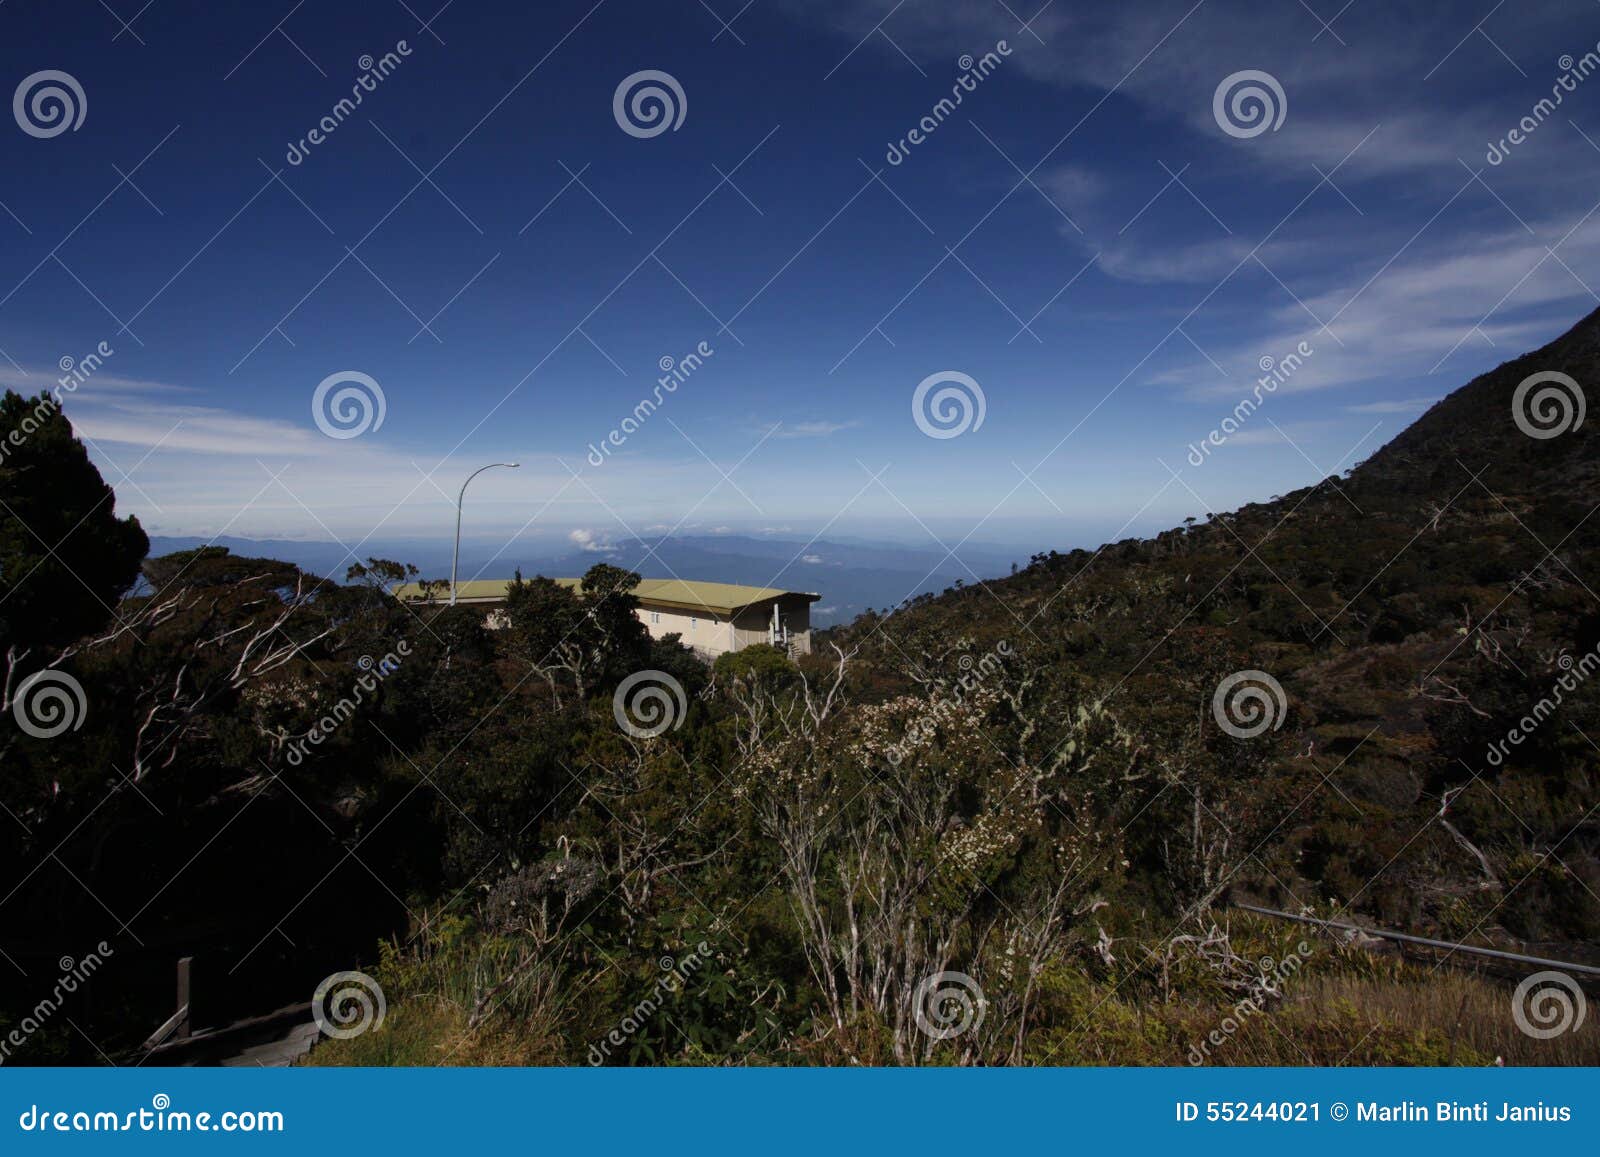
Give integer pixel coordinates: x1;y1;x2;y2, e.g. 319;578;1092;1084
1366;305;1600;501
831;306;1600;951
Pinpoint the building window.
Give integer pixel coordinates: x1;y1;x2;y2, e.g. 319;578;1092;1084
649;611;660;624
690;617;697;630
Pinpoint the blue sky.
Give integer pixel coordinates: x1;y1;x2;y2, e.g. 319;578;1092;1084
3;0;1599;560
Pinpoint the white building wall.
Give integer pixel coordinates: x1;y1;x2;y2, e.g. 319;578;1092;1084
478;596;810;658
638;605;736;657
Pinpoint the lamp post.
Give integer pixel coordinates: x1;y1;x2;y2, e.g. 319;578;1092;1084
450;461;519;605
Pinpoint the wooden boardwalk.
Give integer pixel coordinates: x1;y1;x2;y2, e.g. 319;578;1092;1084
139;1001;321;1067
218;1021;321;1067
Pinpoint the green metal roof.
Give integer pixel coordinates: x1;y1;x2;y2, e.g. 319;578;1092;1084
394;577;819;615
393;579;509;603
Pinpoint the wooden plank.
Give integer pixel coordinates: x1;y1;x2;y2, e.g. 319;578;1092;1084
218;1023;321;1068
175;957;192;1040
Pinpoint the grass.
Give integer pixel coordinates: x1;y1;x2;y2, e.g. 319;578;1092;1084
304;915;568;1067
1278;970;1599;1067
302;998;564;1067
1031;948;1598;1067
304;915;1598;1067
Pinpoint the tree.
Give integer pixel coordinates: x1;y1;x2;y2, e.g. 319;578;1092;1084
0;391;147;707
574;562;651;684
713;642;794;694
502;564;649;703
345;557;418;593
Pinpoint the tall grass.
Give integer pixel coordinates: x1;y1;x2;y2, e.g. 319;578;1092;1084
307;913;1598;1067
305;917;570;1067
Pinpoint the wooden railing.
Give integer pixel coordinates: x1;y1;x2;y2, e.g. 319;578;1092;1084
1234;903;1600;978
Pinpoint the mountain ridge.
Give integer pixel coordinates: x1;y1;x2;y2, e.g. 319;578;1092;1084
828;303;1600;945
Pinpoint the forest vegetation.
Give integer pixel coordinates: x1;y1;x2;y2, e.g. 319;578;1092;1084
4;309;1600;1066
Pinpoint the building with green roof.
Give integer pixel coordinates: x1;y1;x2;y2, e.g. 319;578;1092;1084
394;576;820;657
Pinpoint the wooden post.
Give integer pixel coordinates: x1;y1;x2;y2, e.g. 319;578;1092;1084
175;956;192;1040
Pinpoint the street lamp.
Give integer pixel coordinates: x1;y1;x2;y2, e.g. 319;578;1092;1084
450;461;520;605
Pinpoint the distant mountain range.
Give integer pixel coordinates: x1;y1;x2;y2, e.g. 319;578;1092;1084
144;533;1030;627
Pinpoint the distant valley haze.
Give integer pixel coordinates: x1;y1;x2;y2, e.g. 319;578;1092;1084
146;530;1037;626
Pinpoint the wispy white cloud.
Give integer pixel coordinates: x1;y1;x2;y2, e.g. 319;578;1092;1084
1;366;195;396
1345;397;1439;414
1151;213;1600;399
793;0;1579;185
68;397;328;458
772;419;861;438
